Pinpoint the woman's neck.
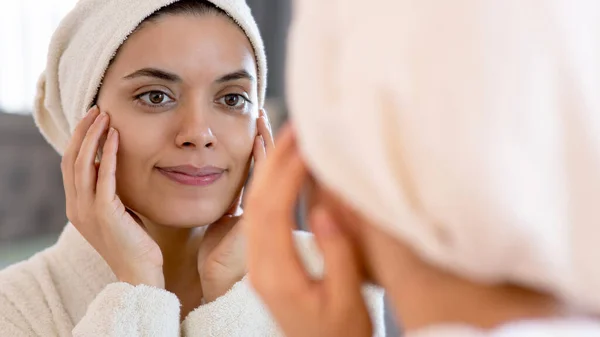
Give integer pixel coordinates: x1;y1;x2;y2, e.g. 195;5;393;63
142;218;206;319
382;263;564;332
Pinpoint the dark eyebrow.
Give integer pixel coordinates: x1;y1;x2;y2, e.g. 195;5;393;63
215;70;255;84
123;68;182;82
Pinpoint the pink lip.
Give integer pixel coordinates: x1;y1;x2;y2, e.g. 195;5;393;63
157;165;225;186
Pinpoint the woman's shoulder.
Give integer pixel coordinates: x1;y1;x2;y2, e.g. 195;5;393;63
0;227;78;294
0;248;53;296
0;241;66;298
0;225;116;319
0;247;59;333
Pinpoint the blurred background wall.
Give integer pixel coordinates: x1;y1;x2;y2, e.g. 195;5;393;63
0;0;78;267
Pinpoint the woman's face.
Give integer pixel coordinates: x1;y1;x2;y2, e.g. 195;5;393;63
96;13;258;228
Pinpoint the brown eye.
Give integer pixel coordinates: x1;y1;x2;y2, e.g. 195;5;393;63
224;94;240;106
149;92;164;104
219;94;248;110
138;91;173;106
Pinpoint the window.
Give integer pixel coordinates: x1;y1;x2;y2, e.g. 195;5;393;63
0;0;77;114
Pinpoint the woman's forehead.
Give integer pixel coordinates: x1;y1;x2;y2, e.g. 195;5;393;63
108;13;257;83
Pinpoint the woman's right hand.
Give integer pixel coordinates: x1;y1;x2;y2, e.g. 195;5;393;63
61;106;164;288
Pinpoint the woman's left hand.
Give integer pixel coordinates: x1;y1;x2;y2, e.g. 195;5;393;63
242;125;373;337
197;109;275;303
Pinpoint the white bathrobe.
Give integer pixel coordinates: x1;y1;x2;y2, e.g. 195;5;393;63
0;224;384;336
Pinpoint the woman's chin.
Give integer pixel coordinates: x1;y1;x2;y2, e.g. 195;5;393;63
121;192;236;228
142;203;229;228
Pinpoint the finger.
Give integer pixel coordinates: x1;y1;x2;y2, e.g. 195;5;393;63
97;127;118;201
262;109;274;137
247;123;295;200
246;134;307;229
74;112;109;197
311;207;365;309
245;140;311;295
246;124;305;232
258;109;275;152
74;112;109;209
61;106;100;203
64;106;100;164
244;124;303;244
252;135;267;167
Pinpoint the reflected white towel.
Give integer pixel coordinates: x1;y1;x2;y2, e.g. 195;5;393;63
289;0;600;330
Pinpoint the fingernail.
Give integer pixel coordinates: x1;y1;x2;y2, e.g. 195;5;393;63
92;112;106;126
109;127;118;139
85;106;98;118
255;135;263;146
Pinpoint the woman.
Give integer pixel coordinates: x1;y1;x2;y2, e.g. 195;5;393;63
245;0;600;336
0;0;385;336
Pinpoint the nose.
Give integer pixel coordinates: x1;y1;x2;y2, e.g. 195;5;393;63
174;105;217;149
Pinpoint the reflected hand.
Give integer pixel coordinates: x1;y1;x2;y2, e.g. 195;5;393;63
243;125;373;337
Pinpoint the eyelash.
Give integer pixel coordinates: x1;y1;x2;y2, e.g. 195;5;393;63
135;90;174;109
217;94;252;112
134;91;253;112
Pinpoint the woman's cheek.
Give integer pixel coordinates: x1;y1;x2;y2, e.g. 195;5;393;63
241;118;257;156
216;116;255;155
110;111;153;167
235;131;255;161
